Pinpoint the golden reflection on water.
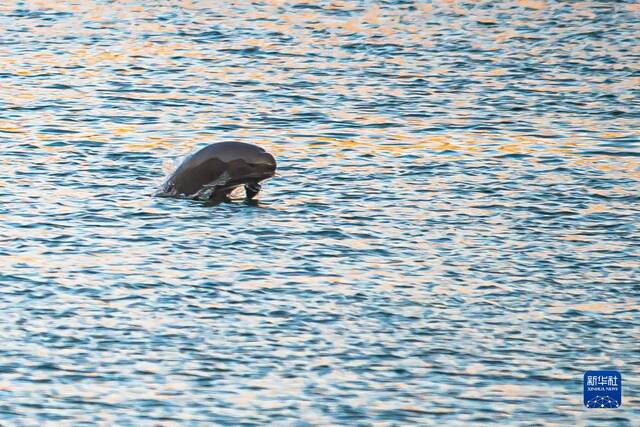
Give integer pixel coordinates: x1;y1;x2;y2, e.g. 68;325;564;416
1;0;637;169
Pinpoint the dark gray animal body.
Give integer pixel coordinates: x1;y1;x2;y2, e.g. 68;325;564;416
156;142;276;203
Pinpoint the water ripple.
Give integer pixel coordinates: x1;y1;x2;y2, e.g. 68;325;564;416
0;0;639;424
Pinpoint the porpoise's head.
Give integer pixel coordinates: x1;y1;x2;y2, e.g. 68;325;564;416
206;142;276;200
211;141;277;183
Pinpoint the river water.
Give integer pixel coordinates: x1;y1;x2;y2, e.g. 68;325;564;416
1;0;639;425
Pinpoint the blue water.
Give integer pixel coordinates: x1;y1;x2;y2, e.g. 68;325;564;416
1;0;639;424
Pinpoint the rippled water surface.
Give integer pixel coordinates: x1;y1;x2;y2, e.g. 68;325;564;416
1;0;639;424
